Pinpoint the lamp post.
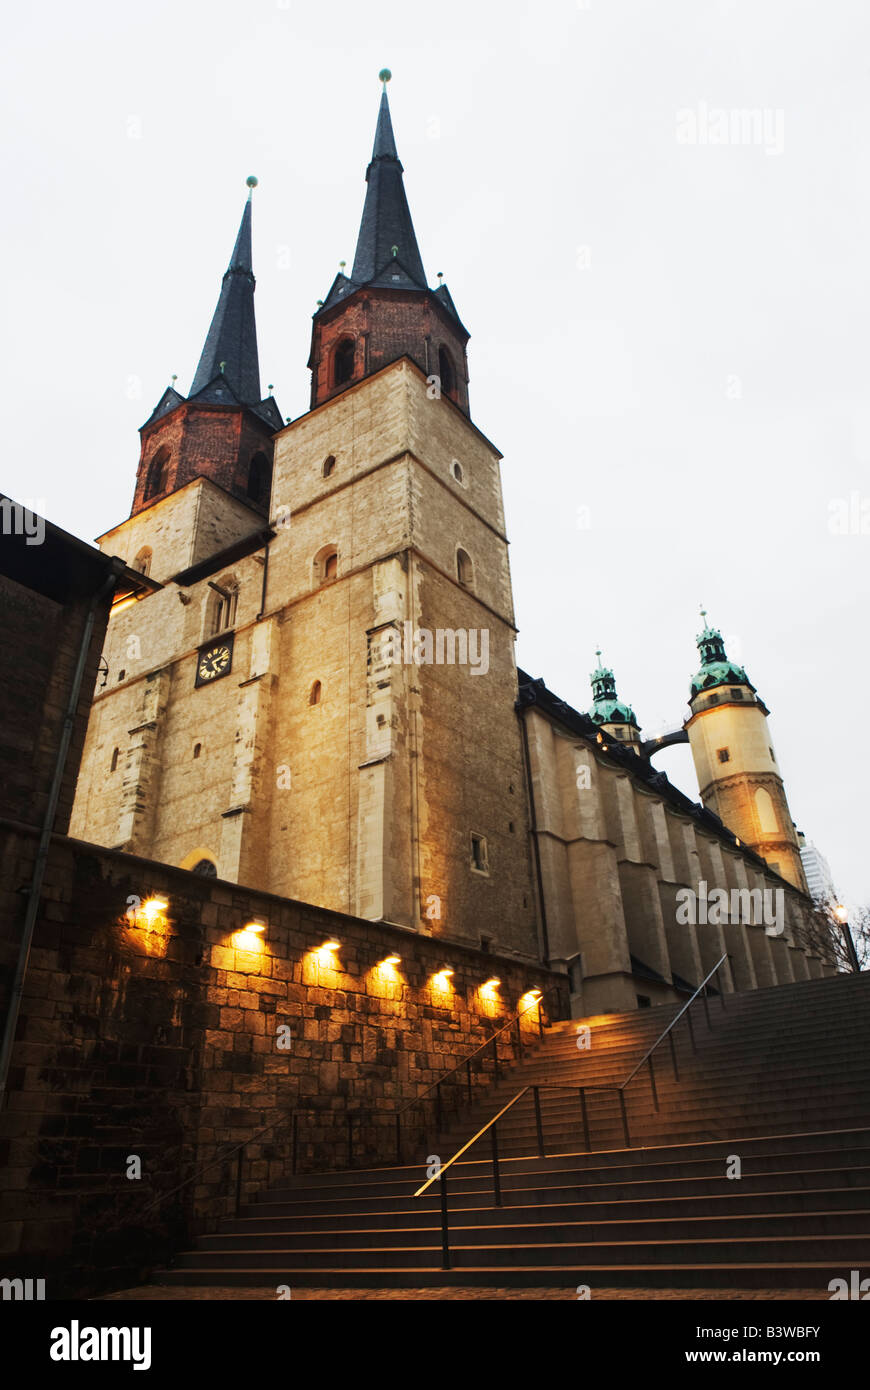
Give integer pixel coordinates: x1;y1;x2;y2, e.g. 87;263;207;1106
834;904;861;974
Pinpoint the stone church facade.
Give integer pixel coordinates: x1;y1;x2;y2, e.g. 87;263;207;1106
69;78;835;1013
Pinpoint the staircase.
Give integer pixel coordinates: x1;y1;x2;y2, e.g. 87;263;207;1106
156;972;870;1290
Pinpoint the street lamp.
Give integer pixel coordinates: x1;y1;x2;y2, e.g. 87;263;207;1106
834;904;861;974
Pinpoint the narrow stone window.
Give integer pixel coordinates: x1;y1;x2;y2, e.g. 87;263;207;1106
438;345;456;399
470;833;489;873
324;553;338;581
193;742;202;759
322;455;336;478
333;337;355;386
717;747;730;764
457;548;474;588
452;460;463;483
110;747;119;772
708;693;719;706
133;547;152;576
207;576;239;635
730;689;744;700
313;546;339;587
192;859;217;877
309;680;322;705
117;669;126;682
144;444;171;500
246;452;272;506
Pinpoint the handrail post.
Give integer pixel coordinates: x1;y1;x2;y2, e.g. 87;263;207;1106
493;1034;500;1081
702;986;711;1029
533;1085;545;1157
647;1054;659;1110
439;1167;451;1270
686;1006;697;1053
491;1123;502;1206
292;1112;298;1176
235;1144;244;1217
578;1087;591;1151
537;1000;544;1037
618;1088;631;1148
668;1029;679;1082
717;964;727;1008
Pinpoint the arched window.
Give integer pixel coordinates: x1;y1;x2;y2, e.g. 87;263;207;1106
322;455;336;478
309;680;322;705
457;548;474;588
192;858;217;877
206;575;239;635
451;460;463;484
333;337;355;386
110;747;119;772
144;445;171;500
438;346;456;399
246;452;272;506
133;547;152;576
755;787;779;834
313;546;338;587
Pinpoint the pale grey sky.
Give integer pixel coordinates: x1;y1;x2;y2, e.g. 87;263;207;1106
2;0;868;904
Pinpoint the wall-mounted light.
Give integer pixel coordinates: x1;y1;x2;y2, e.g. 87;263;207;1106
431;967;454;992
242;917;267;934
141;896;168;925
316;940;340;967
383;955;401;966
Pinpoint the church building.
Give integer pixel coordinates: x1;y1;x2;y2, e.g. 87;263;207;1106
69;75;833;1014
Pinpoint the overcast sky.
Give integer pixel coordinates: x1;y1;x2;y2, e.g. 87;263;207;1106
3;0;868;906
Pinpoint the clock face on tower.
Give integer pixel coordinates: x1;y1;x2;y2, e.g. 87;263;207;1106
195;634;234;687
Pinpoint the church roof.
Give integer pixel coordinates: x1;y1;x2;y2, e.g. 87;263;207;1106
189;190;262;406
315;76;465;326
588;652;639;729
689;611;754;700
350;85;427;290
141;184;282;433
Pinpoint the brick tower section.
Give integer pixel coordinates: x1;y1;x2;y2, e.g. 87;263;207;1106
130;402;276;519
308;287;470;416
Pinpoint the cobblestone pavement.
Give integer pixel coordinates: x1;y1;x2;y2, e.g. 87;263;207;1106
99;1285;829;1301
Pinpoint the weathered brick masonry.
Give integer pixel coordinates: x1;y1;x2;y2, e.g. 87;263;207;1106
0;823;566;1295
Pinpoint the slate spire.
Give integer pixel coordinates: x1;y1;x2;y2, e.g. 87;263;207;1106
349;72;427;290
190;179;262;404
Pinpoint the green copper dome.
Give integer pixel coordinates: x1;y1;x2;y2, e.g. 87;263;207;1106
689;610;753;700
589;652;639;728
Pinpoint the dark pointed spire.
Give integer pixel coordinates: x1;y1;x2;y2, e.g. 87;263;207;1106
189;178;261;404
349;72;427;290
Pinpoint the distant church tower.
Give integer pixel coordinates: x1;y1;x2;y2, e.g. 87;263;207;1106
684;612;807;892
588;652;641;753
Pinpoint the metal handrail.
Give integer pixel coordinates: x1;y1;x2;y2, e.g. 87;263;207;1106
412;953;730;1268
397;983;560;1115
222;979;566;1211
621;952;728;1088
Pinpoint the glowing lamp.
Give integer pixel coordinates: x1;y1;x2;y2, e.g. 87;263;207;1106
141;897;168;924
243;917;267;934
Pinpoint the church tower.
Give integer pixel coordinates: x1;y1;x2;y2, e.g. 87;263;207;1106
130;179;282;541
70;76;539;964
684;612;807;892
587;651;642;753
307;70;470;417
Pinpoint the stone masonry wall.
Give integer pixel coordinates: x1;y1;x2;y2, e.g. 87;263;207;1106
0;824;566;1296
